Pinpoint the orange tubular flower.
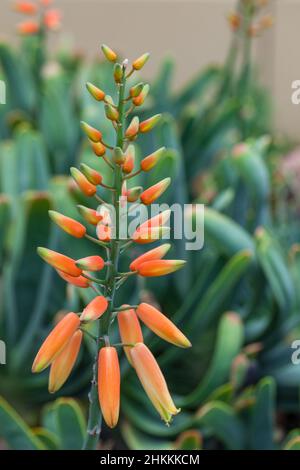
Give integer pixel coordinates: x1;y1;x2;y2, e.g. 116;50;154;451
15;1;37;14
122;145;135;174
56;270;90;288
129;243;171;271
117;306;143;364
76;256;105;272
86;82;105;102
136;259;186;277
49;210;86;238
37;247;82;277
70;167;97;197
98;347;120;428
140;178;171;205
130;343;180;424
77;205;103;225
80;296;108;322
49;330;83;393
132;53;150;71
44;9;61;30
139;114;162;133
136;303;191;348
18;20;39;35
141;147;166;172
81;121;102;143
32;313;80;373
132;226;170;244
137;210;171;232
80;163;102;185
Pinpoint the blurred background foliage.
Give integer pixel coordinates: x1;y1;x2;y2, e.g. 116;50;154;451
0;0;300;450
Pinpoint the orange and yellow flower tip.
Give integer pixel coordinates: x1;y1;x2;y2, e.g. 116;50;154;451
77;205;103;225
98;347;120;429
132;52;150;71
138;210;171;232
96;223;111;242
76;255;105;272
139;114;162;133
14;1;37;15
18;20;39;35
80;121;102;143
86;82;106;102
117;306;143;364
126;186;143;203
91;141;106;157
141;147;166;172
80;296;108;322
132;226;170;245
44;9;61;30
37;247;82;277
122;145;135;174
56;270;90;288
137;259;186;277
136;303;191;348
70;167;97;197
130;343;180;424
48;330;82;393
49;210;86;239
130;82;144;98
125;116;139;140
80;163;102;185
129;243;171;271
101;44;118;63
140;177;171;205
133;84;150;107
105;104;119;122
32;312;81;373
112;147;126;165
227;12;241;32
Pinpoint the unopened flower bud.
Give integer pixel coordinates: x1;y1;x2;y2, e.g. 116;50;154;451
77;205;103;225
125;116;139;139
86;82;105;101
133;84;150;107
105;104;119;121
101;44;117;62
91;141;106;157
114;63;123;83
126;186;143;203
112;147;126;165
130;82;144;98
70;167;97;197
80;163;102;185
122;145;135;174
49;210;86;238
132;52;150;71
139;114;162;133
141;147;166;172
80;121;102;142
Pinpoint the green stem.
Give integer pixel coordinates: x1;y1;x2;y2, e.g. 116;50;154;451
83;68;127;450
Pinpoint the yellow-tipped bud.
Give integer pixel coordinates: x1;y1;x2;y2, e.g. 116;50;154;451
139;114;162;133
126;186;143;203
91;141;106;157
125;116;139;139
80;163;102;185
105;104;119;121
101;44;117;62
86;82;105;101
132;52;150;70
112;147;126;165
114;63;123;83
130;82;144;98
133;84;150;107
80;121;102;143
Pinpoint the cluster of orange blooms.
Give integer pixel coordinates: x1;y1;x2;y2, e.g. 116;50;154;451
14;0;61;35
32;44;191;429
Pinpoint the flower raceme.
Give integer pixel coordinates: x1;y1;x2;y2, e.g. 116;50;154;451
33;46;191;438
14;0;61;35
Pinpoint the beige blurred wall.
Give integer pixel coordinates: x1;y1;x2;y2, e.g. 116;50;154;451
1;0;299;138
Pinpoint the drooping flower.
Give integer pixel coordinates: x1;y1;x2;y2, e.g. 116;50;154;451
49;330;82;393
117;306;143;364
130;343;180;424
136;303;191;348
98;347;120;428
32;313;80;373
